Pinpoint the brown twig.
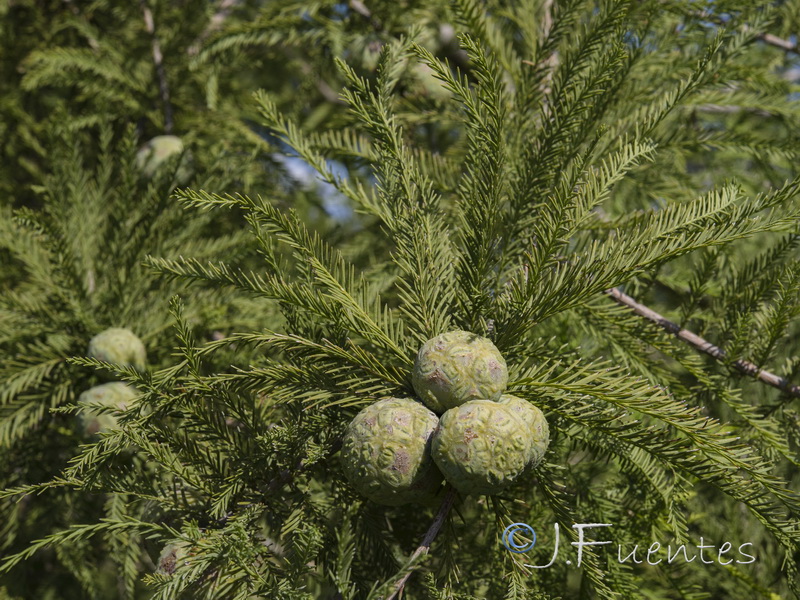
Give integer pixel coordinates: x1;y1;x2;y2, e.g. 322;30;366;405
295;56;345;105
694;103;773;117
62;0;99;50
140;0;174;133
684;7;798;53
737;22;797;53
758;32;797;53
385;486;457;600
522;0;558;116
350;0;381;30
606;287;800;398
263;439;343;495
188;0;241;56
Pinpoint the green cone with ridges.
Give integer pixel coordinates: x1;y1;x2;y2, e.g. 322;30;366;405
77;381;138;435
340;397;443;506
412;330;508;413
431;399;532;496
87;327;147;372
156;542;190;575
498;394;549;467
135;135;192;182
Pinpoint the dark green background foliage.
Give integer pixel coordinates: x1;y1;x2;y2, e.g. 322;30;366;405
1;0;799;598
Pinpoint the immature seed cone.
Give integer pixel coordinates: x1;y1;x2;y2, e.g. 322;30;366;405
87;327;147;372
340;397;443;506
77;381;138;435
135;135;192;182
432;399;531;496
156;542;189;575
412;330;508;413
498;394;549;467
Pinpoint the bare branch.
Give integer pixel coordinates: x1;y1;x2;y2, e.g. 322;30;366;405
606;287;800;398
685;7;798;54
694;104;773;117
295;56;345;105
350;0;381;30
140;0;174;133
62;0;99;50
188;0;241;57
758;31;797;53
385;486;457;600
522;0;558;114
263;439;343;495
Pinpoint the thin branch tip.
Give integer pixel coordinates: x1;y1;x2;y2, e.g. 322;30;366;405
606;287;800;398
385;486;457;600
140;0;173;133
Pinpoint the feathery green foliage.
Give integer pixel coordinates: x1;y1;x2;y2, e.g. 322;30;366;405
2;1;800;599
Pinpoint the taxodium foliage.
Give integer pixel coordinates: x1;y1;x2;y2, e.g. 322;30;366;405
2;1;800;599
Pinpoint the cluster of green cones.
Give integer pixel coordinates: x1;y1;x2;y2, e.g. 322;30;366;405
340;330;550;504
77;327;145;436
